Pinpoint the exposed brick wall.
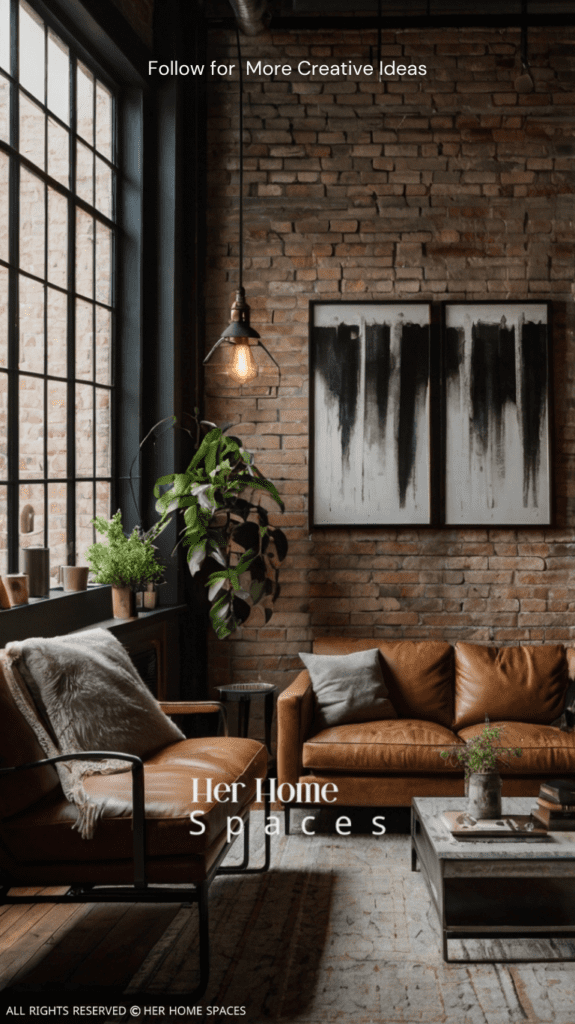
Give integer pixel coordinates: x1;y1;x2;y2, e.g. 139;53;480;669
108;0;153;47
204;25;575;704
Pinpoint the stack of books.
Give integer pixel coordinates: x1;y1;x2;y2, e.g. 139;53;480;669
532;779;575;830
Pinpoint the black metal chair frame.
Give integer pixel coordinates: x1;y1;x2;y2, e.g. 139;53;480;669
0;704;272;1002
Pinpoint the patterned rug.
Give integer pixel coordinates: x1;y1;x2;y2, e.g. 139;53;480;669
123;807;575;1024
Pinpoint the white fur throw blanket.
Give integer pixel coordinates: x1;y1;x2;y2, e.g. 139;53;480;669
2;629;184;839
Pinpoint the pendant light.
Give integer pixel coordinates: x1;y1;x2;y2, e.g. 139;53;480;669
203;25;279;386
515;0;534;93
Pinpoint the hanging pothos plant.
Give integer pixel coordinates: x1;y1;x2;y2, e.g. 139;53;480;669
153;424;288;639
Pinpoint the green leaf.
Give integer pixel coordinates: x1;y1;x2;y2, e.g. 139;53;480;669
153;474;176;497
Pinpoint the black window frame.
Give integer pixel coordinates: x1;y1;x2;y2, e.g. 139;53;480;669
0;0;145;583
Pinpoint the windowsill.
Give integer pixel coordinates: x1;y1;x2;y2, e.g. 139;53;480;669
10;585;109;606
0;585;114;645
0;585;186;646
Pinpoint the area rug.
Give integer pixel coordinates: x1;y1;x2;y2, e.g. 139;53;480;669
123;807;575;1024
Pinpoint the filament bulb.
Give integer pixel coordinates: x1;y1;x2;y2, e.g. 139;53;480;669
229;341;258;383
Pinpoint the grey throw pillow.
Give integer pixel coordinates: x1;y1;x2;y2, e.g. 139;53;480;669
299;648;397;730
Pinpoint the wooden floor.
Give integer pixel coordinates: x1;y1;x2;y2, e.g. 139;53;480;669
0;886;184;995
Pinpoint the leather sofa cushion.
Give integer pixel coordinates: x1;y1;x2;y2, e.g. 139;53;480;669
313;638;454;729
0;737;267;865
302;719;463;774
454;643;568;730
458;722;575;776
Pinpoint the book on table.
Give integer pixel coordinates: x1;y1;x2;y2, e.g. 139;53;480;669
539;779;575;805
532;806;575;831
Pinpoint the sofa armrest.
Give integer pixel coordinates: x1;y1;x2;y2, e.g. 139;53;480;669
159;701;228;736
277;670;315;790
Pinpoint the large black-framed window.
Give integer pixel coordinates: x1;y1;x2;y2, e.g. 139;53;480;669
0;0;117;583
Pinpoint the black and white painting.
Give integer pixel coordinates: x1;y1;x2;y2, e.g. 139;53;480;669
310;303;431;526
444;303;550;525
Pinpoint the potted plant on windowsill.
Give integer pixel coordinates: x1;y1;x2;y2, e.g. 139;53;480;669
440;719;522;819
85;510;165;619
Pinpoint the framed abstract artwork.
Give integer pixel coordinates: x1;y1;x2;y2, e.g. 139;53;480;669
443;302;551;526
309;302;432;526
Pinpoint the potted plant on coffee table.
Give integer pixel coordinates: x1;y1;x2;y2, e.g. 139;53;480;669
440;720;522;819
85;510;165;619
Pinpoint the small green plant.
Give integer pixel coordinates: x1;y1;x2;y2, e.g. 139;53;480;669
85;510;165;589
153;423;287;640
440;719;522;778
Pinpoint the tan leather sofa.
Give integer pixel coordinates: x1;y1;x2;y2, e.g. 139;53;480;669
277;638;575;831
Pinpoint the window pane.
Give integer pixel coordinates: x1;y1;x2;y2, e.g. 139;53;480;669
0;372;7;479
75;479;93;565
19;482;44;548
47;188;67;288
47;379;66;477
47;285;66;377
20;168;45;277
48;481;67;582
75;209;93;298
75;297;93;380
0;150;8;263
19;275;44;373
0;0;10;74
48;118;69;187
19;1;45;104
95;387;110;476
76;140;93;205
19;91;45;170
95;222;112;305
0;266;7;367
95;156;112;219
0;74;8;143
95;479;109;520
47;30;69;125
19;376;44;478
76;63;93;146
95;305;111;385
96;82;112;161
0;484;7;577
75;381;93;476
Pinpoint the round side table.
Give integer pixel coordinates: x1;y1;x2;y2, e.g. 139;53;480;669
216;682;277;754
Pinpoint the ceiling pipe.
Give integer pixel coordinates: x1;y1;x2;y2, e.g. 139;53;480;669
228;0;270;35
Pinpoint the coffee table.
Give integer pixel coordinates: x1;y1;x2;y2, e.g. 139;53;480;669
411;796;575;962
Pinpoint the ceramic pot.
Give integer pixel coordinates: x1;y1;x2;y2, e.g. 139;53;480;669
136;583;158;611
60;565;90;592
22;547;50;597
467;772;502;819
111;585;136;619
2;574;29;607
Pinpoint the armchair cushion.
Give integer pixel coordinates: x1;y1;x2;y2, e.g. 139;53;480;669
2;737;268;880
299;647;397;730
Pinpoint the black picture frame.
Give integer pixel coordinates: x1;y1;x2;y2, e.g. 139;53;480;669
442;302;552;528
309;301;434;527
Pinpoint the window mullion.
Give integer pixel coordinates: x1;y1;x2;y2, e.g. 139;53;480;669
66;50;76;564
7;0;19;573
42;13;48;548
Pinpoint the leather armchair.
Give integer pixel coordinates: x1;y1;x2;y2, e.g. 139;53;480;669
0;668;270;1000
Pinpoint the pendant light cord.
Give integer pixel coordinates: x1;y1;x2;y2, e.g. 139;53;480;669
235;24;243;293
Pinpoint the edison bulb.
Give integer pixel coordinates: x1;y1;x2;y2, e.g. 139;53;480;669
229;341;258;383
